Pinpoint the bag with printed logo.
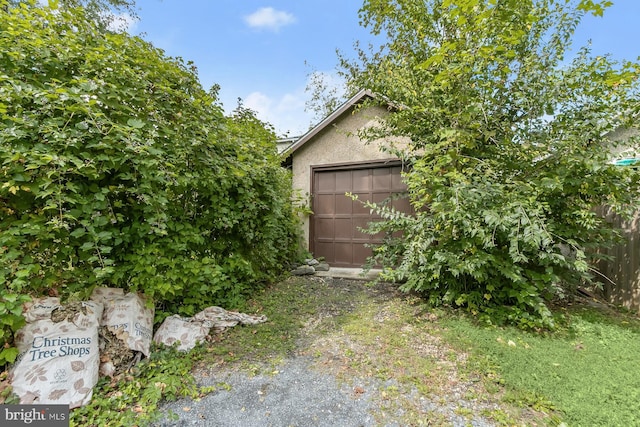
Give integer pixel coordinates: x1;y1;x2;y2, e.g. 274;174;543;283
90;287;154;377
153;306;268;352
152;315;211;352
21;296;62;323
10;299;103;408
91;287;154;356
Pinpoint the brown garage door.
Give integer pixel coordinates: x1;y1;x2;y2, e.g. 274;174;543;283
311;162;411;268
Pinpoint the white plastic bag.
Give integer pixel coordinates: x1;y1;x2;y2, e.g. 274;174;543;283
193;306;267;330
21;297;62;323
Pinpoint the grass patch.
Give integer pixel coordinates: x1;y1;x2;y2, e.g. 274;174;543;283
302;290;515;426
438;303;640;426
196;276;352;369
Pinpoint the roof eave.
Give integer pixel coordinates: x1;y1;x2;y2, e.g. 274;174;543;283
284;88;375;157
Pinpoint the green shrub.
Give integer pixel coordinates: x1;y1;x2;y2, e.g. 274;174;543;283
0;0;301;365
347;0;640;329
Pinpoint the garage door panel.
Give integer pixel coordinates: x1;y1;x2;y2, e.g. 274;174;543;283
352;193;372;214
352;243;372;266
371;192;392;205
335;170;352;192
335;194;352;215
334;243;353;267
353;217;372;239
317;172;336;192
352;169;370;191
314;194;335;215
391;167;406;190
392;195;412;213
315;218;334;240
372;168;391;190
352;218;384;240
315;242;334;263
335;218;353;239
371;193;391;218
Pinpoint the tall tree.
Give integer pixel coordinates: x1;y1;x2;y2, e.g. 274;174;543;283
342;0;640;328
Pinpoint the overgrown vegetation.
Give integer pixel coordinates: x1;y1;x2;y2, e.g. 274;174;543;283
198;277;324;367
0;0;301;366
70;345;212;426
171;277;537;426
305;291;516;425
336;0;640;328
68;277;351;426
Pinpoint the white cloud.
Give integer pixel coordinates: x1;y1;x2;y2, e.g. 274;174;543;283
244;89;312;137
241;71;348;137
105;12;139;33
245;92;273;116
243;7;296;32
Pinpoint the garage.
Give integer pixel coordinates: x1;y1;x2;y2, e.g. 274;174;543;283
284;89;413;270
311;162;411;268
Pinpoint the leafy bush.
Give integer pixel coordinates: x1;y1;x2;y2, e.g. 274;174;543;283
0;0;301;363
345;0;640;328
0;294;31;366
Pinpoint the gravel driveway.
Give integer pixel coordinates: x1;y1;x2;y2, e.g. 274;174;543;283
155;356;378;427
152;277;512;427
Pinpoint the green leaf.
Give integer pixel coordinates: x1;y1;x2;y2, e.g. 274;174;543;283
0;347;20;364
127;118;145;128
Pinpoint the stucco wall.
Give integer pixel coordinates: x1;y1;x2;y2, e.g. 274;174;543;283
291;104;401;248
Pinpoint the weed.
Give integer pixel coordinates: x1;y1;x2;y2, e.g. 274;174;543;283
71;345;209;426
299;282;506;426
215;382;232;392
455;406;474;418
480;408;517;426
194;277;326;371
68;276;310;426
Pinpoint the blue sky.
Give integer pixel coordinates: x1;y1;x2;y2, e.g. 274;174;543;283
125;1;640;137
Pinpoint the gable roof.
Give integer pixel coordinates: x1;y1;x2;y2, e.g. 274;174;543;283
284;88;375;157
